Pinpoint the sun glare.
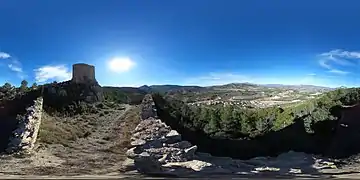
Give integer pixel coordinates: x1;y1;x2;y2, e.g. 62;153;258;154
107;57;135;73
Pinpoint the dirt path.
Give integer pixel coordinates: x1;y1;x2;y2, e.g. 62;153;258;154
0;104;140;176
2;103;360;178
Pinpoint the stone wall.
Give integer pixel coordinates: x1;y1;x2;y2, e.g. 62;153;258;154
124;94;198;174
122;94;337;177
6;97;43;154
140;94;158;120
72;63;96;84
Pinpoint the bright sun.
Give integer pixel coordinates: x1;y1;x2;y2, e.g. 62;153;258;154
107;57;135;73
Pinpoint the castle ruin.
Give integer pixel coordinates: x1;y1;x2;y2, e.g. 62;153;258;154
71;63;97;84
70;63;104;102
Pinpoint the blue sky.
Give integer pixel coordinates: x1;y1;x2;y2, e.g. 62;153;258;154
1;0;360;87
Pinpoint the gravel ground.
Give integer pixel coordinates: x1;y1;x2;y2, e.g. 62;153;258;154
0;104;140;176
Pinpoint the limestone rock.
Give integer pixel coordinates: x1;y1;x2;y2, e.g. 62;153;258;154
134;152;163;173
132;118;171;141
165;130;181;143
158;154;169;163
163;160;213;171
6;97;43;154
184;145;197;158
122;158;136;171
126;147;144;158
289;168;302;174
130;139;146;146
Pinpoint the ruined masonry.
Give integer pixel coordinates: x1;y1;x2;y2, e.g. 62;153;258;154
124;94;199;173
71;63;104;102
123;94;339;177
72;63;97;84
6;97;44;154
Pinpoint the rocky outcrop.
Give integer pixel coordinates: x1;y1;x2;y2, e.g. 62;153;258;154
6;97;43;154
127;118;198;171
123;94;338;177
125;94;197;173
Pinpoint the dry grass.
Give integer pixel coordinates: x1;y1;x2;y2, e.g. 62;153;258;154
38;112;91;146
0;102;142;176
106;105;141;155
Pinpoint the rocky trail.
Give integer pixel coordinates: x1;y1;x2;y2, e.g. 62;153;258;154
0;104;138;176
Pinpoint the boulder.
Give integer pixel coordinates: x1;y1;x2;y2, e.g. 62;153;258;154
122;158;136;171
126;147;143;158
165;130;182;144
130;139;146;146
163;160;213;171
134;152;163;173
184;146;197;158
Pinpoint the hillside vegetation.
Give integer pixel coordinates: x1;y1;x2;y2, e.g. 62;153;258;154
152;88;360;158
154;88;360;137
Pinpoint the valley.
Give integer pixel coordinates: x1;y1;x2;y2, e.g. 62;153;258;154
0;74;359;179
149;83;333;108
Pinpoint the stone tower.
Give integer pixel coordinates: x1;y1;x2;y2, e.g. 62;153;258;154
71;63;96;84
71;63;103;102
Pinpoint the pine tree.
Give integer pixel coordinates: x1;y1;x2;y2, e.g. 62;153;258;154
2;82;12;90
220;106;237;133
20;80;28;92
31;82;38;89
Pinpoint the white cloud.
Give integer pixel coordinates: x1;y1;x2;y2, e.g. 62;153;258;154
328;69;350;75
320;49;360;59
0;52;10;59
34;65;72;83
184;73;251;86
318;49;360;75
107;57;135;73
7;59;27;79
8;64;22;72
318;59;332;69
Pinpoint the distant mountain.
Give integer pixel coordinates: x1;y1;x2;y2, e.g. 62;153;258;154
136;83;335;94
139;84;206;94
262;84;327;88
261;84;334;92
210;83;259;89
138;85;152;93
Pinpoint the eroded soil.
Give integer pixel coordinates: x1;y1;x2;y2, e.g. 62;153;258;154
0;104;140;176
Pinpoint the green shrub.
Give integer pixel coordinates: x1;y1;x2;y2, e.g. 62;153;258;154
152;88;360;139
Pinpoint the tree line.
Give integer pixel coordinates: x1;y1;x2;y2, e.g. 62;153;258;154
152;88;360;139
